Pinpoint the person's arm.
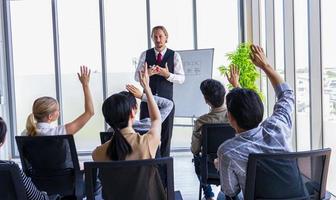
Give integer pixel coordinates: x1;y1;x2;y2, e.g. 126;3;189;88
65;66;94;135
14;163;49;200
142;95;173;122
134;51;146;82
250;45;284;88
156;52;185;84
190;118;203;155
126;83;173;122
226;64;240;88
139;64;161;141
251;44;294;133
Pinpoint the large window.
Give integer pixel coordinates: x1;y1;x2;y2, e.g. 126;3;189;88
10;0;56;137
5;0;241;154
321;0;336;194
196;0;239;81
294;0;311;151
259;0;268;117
169;0;239;149
104;0;147;95
57;0;104;151
274;0;284;78
150;0;194;50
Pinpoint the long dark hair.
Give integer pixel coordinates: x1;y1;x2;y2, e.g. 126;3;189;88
102;93;134;160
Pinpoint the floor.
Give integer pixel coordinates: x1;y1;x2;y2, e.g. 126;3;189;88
172;151;221;200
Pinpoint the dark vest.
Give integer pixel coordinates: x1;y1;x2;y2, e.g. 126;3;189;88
145;48;175;100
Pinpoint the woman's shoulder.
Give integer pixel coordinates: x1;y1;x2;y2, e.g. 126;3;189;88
92;140;111;161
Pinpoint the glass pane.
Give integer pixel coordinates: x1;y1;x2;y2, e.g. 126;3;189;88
260;0;268;118
196;0;239;81
10;0;56;136
294;0;311;151
104;0;147;95
321;0;336;194
274;0;284;79
58;0;104;151
150;0;193;50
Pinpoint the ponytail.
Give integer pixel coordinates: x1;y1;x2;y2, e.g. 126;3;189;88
26;113;38;136
26;96;58;136
102;93;134;160
106;126;132;160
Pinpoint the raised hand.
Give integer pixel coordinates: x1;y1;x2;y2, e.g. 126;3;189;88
139;63;150;89
225;64;240;88
77;65;91;86
250;45;269;69
126;84;143;99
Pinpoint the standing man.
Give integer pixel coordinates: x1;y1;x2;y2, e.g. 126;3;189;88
135;25;185;157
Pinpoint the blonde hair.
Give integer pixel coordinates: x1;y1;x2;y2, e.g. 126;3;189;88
151;25;169;41
25;96;58;136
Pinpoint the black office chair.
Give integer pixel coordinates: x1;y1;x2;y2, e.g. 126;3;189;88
245;148;332;200
85;157;182;200
15;135;84;200
198;123;236;200
99;131;113;144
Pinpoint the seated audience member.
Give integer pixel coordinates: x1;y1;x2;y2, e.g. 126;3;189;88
22;66;94;136
92;64;161;161
191;66;240;200
216;45;294;198
108;84;173;133
0;117;50;200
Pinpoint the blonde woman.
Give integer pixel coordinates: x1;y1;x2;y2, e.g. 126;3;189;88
22;66;94;136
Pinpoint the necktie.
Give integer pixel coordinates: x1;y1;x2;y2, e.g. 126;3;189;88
157;52;162;64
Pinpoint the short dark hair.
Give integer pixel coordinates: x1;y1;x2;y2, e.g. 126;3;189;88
0;117;7;144
226;88;264;130
200;79;226;108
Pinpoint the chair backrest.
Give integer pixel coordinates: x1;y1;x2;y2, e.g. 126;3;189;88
245;148;332;200
100;132;113;144
0;162;28;200
200;123;235;183
84;157;174;200
15;135;83;198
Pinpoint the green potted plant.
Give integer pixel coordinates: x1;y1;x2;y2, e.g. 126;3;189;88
219;43;263;99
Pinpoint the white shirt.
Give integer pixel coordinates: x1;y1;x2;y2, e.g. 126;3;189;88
22;122;67;136
134;47;185;84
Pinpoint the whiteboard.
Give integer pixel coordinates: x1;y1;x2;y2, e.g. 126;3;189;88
173;48;214;117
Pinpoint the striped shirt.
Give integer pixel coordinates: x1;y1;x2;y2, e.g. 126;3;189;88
2;161;49;200
217;83;294;197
